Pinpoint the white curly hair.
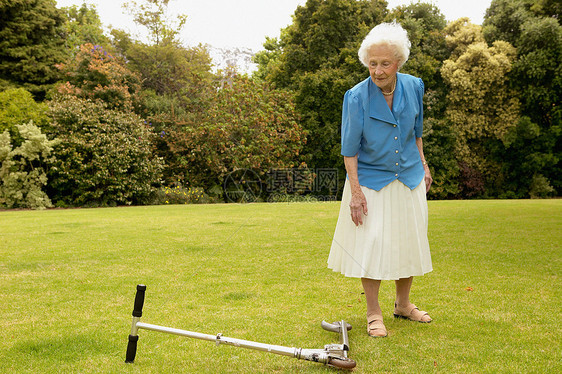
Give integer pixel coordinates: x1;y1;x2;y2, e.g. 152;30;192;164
358;22;411;69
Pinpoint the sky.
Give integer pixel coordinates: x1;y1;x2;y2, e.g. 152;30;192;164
55;0;493;52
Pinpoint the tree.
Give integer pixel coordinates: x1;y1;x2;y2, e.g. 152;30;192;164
113;0;213;109
162;73;306;195
510;17;561;196
483;0;560;44
254;0;388;177
54;43;142;111
386;2;448;88
61;3;111;53
483;0;561;196
258;0;387;82
530;0;561;20
111;0;213;135
0;0;67;100
123;0;187;46
482;0;534;45
442;19;520;197
119;41;213;107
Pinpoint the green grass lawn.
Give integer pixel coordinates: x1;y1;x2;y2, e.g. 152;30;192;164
1;200;560;373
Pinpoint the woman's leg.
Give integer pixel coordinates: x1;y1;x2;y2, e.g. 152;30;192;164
395;276;413;309
361;278;387;336
394;276;431;322
362;278;382;315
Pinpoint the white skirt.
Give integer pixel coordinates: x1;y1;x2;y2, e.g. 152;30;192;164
327;179;432;280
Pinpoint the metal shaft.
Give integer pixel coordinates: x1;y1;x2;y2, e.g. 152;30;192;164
339;320;350;355
136;322;302;358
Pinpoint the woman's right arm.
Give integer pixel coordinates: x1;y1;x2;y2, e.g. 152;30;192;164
344;155;368;226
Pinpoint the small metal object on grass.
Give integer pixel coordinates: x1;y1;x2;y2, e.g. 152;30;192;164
125;284;356;370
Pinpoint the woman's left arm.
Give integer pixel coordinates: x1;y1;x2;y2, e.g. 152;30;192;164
416;137;433;193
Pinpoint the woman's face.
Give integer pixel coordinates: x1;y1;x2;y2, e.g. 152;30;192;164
367;44;400;91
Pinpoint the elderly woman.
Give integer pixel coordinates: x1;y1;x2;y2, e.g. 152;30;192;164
327;22;433;338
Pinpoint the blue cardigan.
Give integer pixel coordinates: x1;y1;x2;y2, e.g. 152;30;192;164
341;73;425;191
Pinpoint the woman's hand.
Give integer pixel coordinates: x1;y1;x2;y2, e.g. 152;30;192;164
349;189;368;226
424;164;433;193
415;138;432;193
344;155;367;226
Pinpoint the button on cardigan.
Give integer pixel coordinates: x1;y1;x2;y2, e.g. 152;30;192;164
340;73;425;191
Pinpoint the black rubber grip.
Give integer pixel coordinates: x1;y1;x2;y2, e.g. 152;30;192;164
132;284;146;317
125;335;139;363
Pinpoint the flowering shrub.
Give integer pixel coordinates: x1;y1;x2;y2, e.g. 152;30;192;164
54;43;141;111
0;122;57;209
152;185;209;205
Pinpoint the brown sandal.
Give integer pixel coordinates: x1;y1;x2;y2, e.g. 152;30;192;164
393;303;432;323
367;315;388;337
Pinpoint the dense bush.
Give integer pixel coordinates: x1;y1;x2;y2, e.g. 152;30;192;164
0;122;57;209
162;73;307;194
47;96;164;207
0;88;50;134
